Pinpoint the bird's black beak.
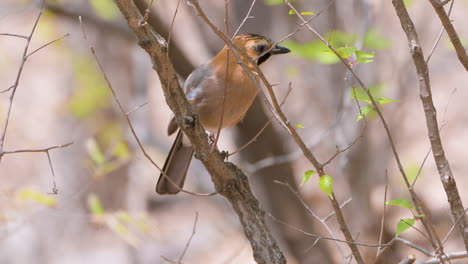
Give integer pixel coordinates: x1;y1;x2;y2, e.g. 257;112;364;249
270;45;290;55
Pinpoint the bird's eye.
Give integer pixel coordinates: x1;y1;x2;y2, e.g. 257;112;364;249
255;44;267;54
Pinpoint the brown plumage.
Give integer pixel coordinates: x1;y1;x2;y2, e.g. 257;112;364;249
156;34;290;194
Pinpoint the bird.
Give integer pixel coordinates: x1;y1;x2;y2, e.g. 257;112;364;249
156;33;290;194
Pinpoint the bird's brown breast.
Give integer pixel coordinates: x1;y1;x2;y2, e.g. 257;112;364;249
187;63;258;132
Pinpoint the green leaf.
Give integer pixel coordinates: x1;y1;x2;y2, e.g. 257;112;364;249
364;29;391;50
86;138;106;165
295;124;305;129
324;46;357;59
112;141;130;159
264;0;297;5
403;0;415;8
356;58;374;64
283;31;357;64
88;193;105;216
355;50;375;64
117;210;133;224
69;56;111;118
386;198;415;210
356;105;375;121
89;0;120;21
106;216;138;247
301;170;316;186
17;188;56;207
319;175;334;199
350;84;384;104
378;98;399;104
283;40;340;64
445;36;468;51
396;218;415;236
289;10;315;15
404;165;423;185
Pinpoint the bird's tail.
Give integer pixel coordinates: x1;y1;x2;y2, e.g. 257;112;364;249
156;130;193;194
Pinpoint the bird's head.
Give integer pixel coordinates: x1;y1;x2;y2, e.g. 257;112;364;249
232;33;290;66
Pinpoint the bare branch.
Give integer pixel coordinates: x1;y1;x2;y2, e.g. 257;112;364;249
376;171;389;257
232;0;257;38
427;0;468;71
392;0;468;252
125;101;148;115
0;0;46;160
426;0;455;64
286;1;447;257
25;33;69;59
1;142;73;154
274;180;347;261
1;142;73;194
0;33;28;39
178;212;198;264
321;123;366;168
417;251;468;264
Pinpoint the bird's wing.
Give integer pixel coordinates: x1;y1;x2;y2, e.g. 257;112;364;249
167;64;213;135
184;63;213;96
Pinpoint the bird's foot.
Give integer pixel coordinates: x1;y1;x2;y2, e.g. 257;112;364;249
182;114;197;129
220;150;229;161
208;133;216;145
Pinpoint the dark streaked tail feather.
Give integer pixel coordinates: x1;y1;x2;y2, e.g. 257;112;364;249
156;130;193;194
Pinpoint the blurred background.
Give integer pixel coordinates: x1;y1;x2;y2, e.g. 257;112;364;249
1;0;468;263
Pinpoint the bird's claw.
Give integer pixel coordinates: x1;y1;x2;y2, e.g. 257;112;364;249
182;115;196;129
208;133;216;144
220;150;229;161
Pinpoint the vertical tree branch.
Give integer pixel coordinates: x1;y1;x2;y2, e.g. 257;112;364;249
112;1;285;263
427;0;468;71
392;0;468;252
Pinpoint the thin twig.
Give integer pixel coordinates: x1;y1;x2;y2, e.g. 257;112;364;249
321;122;367;167
269;213;394;248
393;0;468;254
0;0;46;161
412;88;456;188
1;142;73;155
376;170;389;257
125;101;148;115
25;33;69;59
1;142;73;194
229;84;292;157
323;198;353;222
138;0;154;27
178;212;199;264
0;33;28;39
417;251;468;264
274;180;347;262
166;0;181;57
207;0;230;159
427;0;468;71
232;0;257;38
438;207;468;251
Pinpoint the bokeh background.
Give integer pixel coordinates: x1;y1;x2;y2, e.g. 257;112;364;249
1;0;468;263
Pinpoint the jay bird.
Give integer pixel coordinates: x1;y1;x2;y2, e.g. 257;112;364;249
156;33;290;194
